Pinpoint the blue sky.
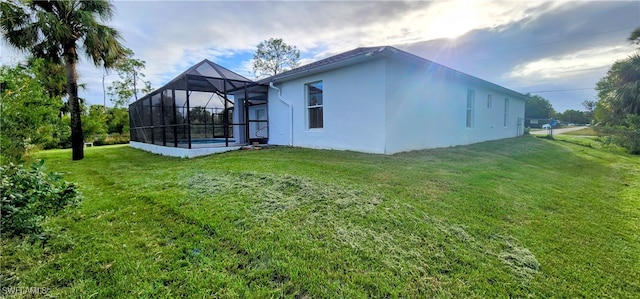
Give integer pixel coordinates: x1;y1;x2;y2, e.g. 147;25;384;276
1;0;639;112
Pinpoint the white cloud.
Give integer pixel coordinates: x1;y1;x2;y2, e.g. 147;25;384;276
1;40;28;66
238;59;257;80
2;0;631;111
112;0;554;71
6;0;560;105
507;44;635;80
378;0;562;44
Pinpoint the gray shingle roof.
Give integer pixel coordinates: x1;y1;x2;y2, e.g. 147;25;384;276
259;45;524;98
257;46;387;84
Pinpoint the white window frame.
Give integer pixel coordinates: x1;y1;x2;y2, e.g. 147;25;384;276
306;81;323;130
466;89;475;128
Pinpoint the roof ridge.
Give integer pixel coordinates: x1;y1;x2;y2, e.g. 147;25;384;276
259;46;393;83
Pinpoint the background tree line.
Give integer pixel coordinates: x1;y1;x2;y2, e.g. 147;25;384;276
591;27;640;153
1;0;153;163
526;27;640;135
525;94;592;127
0;0;151;162
592;28;640;131
0;58;133;163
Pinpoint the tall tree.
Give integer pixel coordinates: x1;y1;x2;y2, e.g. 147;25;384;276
189;106;212;124
1;0;126;160
107;48;152;107
558;109;590;124
629;27;640;48
82;104;108;139
582;99;596;123
106;107;129;134
0;61;63;162
525;94;556;119
582;100;596;113
595;47;640;124
592;27;640;125
252;38;300;78
27;57;67;100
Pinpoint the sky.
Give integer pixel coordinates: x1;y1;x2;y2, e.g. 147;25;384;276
1;0;639;112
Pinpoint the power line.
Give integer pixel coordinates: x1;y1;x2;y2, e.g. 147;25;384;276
525;87;594;93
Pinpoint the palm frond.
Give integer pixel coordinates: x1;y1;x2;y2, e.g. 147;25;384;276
79;0;114;20
83;22;125;68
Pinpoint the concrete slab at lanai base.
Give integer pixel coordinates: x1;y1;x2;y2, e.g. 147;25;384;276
130;141;241;158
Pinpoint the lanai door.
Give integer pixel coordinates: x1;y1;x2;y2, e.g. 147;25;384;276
249;104;268;143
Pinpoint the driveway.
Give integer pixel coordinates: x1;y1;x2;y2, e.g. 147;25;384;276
530;126;588;135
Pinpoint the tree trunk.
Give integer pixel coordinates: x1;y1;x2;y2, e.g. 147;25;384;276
133;71;138;102
64;45;84;160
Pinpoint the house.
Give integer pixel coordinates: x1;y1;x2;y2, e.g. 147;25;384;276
129;46;525;157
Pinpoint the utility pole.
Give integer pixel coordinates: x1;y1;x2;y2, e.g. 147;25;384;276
102;71;107;112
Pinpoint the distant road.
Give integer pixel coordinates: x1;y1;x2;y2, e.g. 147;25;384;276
530;126;588;135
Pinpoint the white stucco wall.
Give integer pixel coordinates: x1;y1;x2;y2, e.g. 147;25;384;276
232;99;244;143
384;56;525;154
268;59;387;154
267;54;525;155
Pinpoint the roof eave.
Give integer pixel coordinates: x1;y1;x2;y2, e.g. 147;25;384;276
262;48;387;85
390;49;526;99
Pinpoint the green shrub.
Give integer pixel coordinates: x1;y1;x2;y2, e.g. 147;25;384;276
595;126;640;155
104;133;130;145
0;160;81;239
87;133;130;146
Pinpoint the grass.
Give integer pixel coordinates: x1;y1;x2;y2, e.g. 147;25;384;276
562;127;597;136
2;137;639;298
549;133;633;154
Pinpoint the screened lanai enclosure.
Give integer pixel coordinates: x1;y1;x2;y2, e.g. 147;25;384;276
129;60;268;153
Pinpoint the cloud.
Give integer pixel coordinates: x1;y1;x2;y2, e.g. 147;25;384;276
396;1;639;112
62;1;584;93
508;45;634;80
2;0;638;113
110;0;552;69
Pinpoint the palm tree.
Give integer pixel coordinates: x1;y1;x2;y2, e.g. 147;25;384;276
596;53;640;124
1;0;125;160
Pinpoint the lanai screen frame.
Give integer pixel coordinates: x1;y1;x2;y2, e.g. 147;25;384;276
129;66;264;149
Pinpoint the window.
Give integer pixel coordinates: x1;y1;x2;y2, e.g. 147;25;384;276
487;94;493;109
306;81;323;129
504;98;509;127
466;89;475;128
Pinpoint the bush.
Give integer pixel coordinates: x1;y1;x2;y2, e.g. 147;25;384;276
594;127;640;155
0;63;64;162
0;160;81;239
87;133;130;146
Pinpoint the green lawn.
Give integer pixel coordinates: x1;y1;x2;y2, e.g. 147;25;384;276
562;127;597;136
2;137;639;298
